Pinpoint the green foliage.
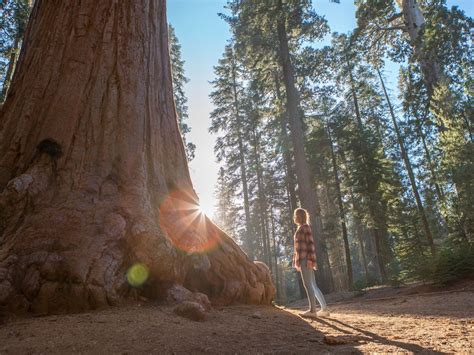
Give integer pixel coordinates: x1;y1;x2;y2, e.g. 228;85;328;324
352;276;378;291
214;0;473;300
395;242;474;286
431;244;474;285
168;25;196;161
0;0;32;101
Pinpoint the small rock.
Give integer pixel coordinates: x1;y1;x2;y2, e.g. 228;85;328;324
166;284;211;311
166;284;193;303
192;292;211;311
173;301;206;322
251;311;262;319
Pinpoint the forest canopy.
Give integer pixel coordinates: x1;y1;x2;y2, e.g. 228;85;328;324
209;0;473;299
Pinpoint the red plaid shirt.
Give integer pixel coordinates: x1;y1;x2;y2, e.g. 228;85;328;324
293;224;317;270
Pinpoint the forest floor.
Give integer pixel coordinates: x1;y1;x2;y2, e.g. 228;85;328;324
0;280;473;354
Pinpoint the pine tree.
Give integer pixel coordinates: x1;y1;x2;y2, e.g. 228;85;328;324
209;44;254;257
225;0;334;292
0;0;32;102
168;24;195;161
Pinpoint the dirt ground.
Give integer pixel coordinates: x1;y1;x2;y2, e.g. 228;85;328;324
0;281;473;354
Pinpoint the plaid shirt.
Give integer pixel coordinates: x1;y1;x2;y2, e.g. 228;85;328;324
293;224;317;270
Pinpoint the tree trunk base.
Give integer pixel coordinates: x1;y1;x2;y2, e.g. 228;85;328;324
0;158;275;315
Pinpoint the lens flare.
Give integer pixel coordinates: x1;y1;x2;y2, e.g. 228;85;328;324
159;188;221;254
126;263;149;287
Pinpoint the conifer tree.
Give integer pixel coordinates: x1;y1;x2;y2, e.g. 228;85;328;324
168;24;195;161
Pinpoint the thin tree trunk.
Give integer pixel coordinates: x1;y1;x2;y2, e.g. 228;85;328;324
416;119;445;201
347;64;387;282
0;0;274;314
339;149;371;283
230;57;253;258
356;222;370;283
252;125;271;266
325;121;353;288
462;112;473;142
276;0;333;292
284;165;296;245
377;68;436;256
0;36;21;102
274;73;298;242
270;208;280;300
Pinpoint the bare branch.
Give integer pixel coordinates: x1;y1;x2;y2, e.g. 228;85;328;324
386;12;403;23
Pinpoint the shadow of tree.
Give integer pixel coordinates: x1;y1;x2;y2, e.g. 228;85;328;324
313;317;444;354
0;304;360;353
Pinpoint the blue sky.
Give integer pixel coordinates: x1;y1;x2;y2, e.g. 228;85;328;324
167;0;474;216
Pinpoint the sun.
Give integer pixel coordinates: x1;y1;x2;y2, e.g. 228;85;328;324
197;202;214;217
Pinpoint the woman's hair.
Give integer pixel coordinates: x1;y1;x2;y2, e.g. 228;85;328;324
293;208;309;225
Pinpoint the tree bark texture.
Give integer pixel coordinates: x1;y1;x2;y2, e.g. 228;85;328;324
0;0;274;314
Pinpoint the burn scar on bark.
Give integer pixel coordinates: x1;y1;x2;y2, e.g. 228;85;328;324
37;139;62;160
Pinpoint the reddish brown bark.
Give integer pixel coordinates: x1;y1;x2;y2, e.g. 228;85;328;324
0;0;274;314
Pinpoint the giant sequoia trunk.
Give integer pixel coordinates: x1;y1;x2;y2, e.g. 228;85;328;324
0;0;274;314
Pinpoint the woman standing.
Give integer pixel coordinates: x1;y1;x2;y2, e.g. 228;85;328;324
293;208;330;317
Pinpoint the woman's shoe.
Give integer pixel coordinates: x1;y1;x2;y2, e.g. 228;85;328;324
316;309;330;317
300;310;317;318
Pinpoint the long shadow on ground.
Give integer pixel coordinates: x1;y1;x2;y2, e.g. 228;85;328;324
0;304;355;353
313;317;443;353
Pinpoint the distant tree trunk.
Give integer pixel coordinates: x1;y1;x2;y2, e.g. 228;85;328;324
252;125;271;266
276;0;333;292
377;68;436;256
230;55;253;258
0;36;21;102
0;0;274;314
339;150;370;282
325;121;353;288
1;0;34;102
414;111;468;242
347;65;387;282
416;118;444;200
356;222;370;282
274;73;298;242
270;208;280;300
463;112;473;142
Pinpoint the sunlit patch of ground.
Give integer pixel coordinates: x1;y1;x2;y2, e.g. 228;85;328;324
0;282;472;353
286;290;473;353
